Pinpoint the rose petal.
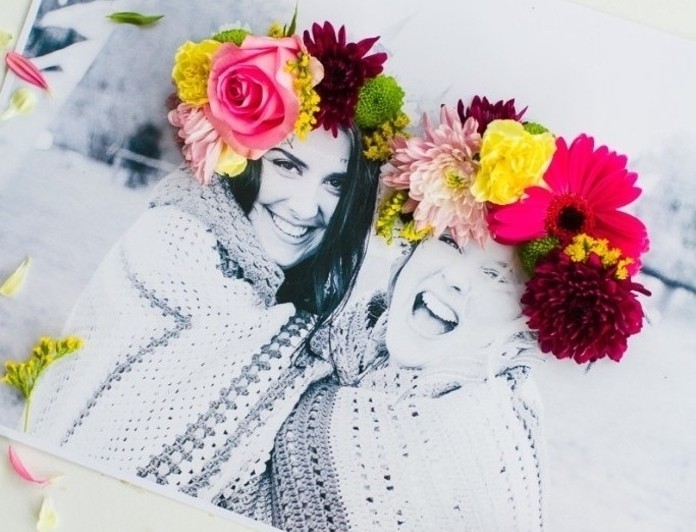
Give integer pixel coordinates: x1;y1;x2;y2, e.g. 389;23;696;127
0;256;31;297
37;496;59;532
8;445;51;485
0;88;37;122
0;30;13;50
4;51;50;92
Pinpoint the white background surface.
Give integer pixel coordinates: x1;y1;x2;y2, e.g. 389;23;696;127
1;0;695;531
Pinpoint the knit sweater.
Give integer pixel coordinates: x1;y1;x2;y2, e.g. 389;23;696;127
270;295;545;531
29;169;332;521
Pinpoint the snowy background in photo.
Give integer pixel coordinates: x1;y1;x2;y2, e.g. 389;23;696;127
0;0;694;530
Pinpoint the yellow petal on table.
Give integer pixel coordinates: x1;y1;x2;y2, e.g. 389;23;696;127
0;256;31;297
36;497;59;532
0;88;38;122
0;30;12;49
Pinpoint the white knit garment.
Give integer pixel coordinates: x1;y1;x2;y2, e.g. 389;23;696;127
29;169;332;518
271;295;546;531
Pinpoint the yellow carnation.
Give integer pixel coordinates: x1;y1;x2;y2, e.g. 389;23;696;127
172;40;222;106
472;119;556;205
215;145;248;177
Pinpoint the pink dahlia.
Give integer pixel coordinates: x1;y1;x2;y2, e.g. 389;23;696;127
169;102;224;185
381;106;485;247
457;95;527;135
488;134;649;268
303;21;387;135
522;250;650;364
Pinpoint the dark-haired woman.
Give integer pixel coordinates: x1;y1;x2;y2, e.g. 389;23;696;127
30;125;378;521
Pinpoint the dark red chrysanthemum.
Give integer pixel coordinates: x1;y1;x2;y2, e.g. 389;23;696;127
457;95;527;135
521;250;650;364
303;21;387;135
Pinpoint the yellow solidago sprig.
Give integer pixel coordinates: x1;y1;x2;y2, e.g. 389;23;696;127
376;190;429;244
172;39;222;105
563;233;633;280
363;112;410;162
472;119;556;205
286;52;321;139
2;335;85;431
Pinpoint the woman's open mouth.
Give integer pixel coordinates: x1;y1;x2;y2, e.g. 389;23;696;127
269;210;312;239
411;291;459;335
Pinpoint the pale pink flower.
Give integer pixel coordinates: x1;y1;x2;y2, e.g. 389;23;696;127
169;102;224;185
381;106;487;247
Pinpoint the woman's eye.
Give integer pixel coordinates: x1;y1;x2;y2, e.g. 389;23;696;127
324;175;345;195
438;233;460;250
483;268;509;284
272;159;302;175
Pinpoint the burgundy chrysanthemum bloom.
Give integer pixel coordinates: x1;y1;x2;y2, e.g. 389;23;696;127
521;250;650;364
303;21;387;135
457;96;527;135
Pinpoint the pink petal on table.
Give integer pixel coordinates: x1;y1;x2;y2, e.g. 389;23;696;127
4;51;50;92
7;445;51;485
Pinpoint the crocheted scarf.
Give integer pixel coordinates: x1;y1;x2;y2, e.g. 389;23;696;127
29;169;333;523
271;294;546;531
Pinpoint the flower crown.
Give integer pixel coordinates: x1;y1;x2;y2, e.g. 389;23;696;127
168;11;408;185
376;96;651;365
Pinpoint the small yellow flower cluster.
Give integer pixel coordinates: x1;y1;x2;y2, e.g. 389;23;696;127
376;190;430;244
363;112;410;161
267;22;284;38
172;39;222;105
286;53;321;140
472;119;556;205
2;335;85;401
564;234;633;279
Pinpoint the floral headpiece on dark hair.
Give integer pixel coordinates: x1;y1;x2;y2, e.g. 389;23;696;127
376;96;651;364
168;10;408;185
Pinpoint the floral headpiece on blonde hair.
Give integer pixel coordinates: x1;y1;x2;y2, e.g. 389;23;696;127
168;10;408;185
376;96;651;365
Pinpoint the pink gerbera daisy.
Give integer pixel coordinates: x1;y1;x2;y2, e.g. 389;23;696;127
381;106;485;247
487;134;649;266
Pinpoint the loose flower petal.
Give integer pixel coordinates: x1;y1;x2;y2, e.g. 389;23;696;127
106;12;164;26
0;256;31;297
0;30;13;50
37;496;59;532
0;88;37;122
4;51;50;92
8;445;51;485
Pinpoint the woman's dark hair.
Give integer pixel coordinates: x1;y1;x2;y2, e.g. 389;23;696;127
222;124;379;330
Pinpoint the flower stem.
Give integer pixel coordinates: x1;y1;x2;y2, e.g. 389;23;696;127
23;399;31;432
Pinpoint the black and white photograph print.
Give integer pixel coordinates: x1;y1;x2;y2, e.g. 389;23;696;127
1;0;695;530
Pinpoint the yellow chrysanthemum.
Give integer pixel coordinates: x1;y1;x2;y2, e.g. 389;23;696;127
472;119;556;205
172;39;222;106
564;234;633;280
286;53;321;139
216;145;248;177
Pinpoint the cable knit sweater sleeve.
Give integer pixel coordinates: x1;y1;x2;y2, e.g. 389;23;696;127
29;170;333;520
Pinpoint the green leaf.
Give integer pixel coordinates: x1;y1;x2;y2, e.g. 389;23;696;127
284;4;299;37
106;12;164;26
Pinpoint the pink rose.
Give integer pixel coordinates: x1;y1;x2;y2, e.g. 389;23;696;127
205;36;302;160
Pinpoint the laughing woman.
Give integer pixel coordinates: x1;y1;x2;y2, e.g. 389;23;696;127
28;19;402;521
270;236;546;531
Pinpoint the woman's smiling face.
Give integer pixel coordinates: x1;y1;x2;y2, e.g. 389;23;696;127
386;235;522;368
248;127;350;269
